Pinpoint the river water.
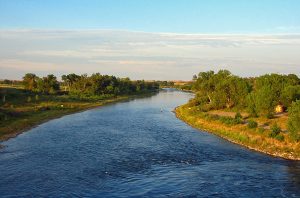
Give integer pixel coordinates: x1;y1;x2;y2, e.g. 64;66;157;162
0;89;299;197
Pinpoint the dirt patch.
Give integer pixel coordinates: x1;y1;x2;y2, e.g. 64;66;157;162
208;110;249;118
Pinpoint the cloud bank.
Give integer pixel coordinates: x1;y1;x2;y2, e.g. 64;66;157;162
0;29;299;80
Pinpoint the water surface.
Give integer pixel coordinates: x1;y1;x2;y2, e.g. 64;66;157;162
0;89;300;197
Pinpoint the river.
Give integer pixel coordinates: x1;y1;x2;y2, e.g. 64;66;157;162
0;89;299;197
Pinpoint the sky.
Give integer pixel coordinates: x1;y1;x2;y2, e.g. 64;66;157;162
0;0;300;80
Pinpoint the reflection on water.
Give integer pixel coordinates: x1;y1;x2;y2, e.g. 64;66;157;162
0;89;299;197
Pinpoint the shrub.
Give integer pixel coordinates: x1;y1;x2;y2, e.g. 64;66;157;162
219;116;243;126
275;134;284;141
269;123;281;138
235;112;242;120
248;120;258;129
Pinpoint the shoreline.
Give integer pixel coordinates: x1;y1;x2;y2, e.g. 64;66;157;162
175;105;300;161
0;91;157;145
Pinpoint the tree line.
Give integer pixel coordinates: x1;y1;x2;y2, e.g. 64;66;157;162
191;70;300;141
22;73;159;96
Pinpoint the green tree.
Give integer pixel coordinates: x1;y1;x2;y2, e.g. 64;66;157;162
255;85;276;117
23;73;38;91
37;74;60;94
281;85;300;107
288;100;300;141
62;73;80;91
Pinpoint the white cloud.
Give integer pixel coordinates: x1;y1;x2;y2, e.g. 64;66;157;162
0;29;300;80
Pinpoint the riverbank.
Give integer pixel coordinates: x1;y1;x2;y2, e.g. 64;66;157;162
0;91;157;142
175;104;300;160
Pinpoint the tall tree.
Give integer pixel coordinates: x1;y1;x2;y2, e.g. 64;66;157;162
23;73;38;91
288;100;300;141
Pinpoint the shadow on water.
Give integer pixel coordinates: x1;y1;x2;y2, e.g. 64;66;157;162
287;161;300;186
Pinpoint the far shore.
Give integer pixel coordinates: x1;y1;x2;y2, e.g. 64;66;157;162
0;91;157;145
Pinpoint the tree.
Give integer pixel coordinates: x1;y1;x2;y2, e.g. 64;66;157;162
192;74;197;81
255;85;277;117
246;92;258;117
37;74;60;94
23;73;38;91
62;73;80;91
192;70;250;110
288;100;300;141
281;85;300;107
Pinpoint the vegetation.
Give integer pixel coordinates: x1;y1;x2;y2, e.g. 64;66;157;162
176;70;300;160
288;100;300;141
156;81;175;87
247;120;258;129
0;73;159;141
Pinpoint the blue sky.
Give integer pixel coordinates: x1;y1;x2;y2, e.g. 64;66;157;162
0;1;300;80
1;0;300;33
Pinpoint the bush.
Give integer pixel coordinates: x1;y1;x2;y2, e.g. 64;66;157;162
235;112;242;119
275;134;284;141
219;116;243;126
248;120;258;129
269;123;281;138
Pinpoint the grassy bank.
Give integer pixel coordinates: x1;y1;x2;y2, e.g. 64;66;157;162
0;87;157;142
175;104;300;160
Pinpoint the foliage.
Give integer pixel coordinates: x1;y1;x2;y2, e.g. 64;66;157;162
22;73;159;97
192;70;250;110
156;81;175;87
37;74;60;94
275;134;284;141
23;73;60;94
219;116;243;126
235;112;242;120
23;73;38;91
269;123;281;138
247;120;258;129
190;70;300;118
247;74;300;117
288;100;300;141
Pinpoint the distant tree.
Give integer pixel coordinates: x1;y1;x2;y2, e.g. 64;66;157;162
192;74;197;81
3;79;12;84
37;74;60;94
62;73;80;91
23;73;38;91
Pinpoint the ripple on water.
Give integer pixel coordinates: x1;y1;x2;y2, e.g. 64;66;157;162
0;89;300;197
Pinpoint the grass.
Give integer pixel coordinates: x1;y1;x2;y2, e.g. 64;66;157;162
0;87;156;141
175;104;300;160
